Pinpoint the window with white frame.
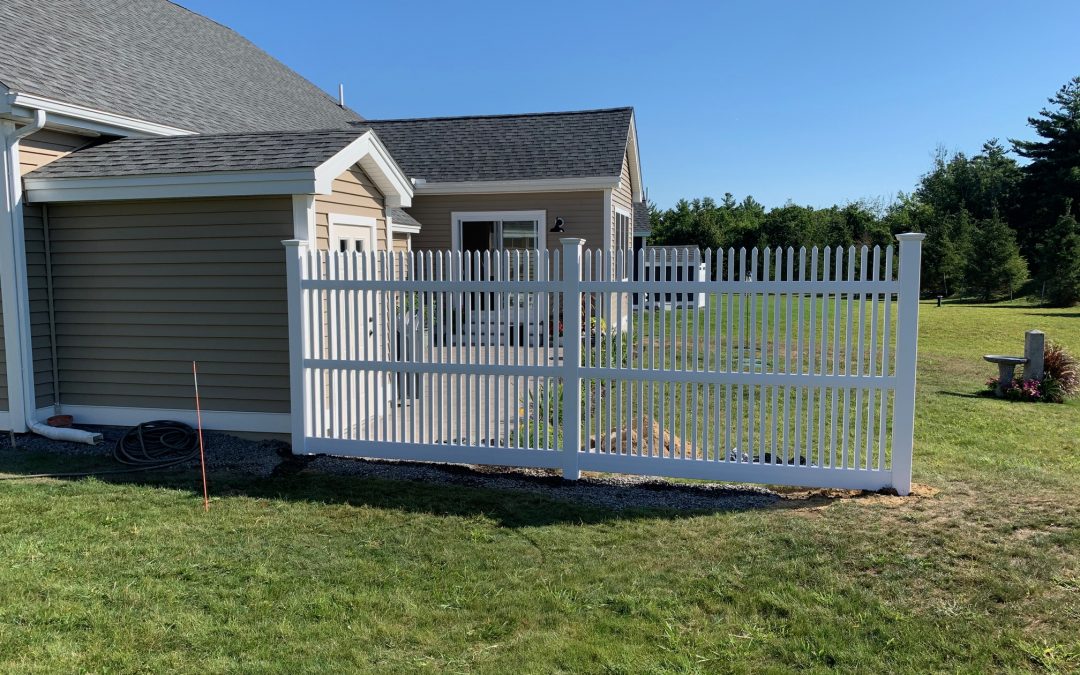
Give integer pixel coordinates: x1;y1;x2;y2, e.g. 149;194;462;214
615;210;631;251
329;214;377;253
452;210;546;254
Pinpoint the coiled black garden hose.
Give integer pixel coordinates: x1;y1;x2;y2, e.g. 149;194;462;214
0;421;201;480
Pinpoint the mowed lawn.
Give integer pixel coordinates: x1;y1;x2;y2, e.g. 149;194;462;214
1;302;1078;672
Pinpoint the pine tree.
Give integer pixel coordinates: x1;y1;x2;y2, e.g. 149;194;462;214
1038;207;1080;306
965;212;1028;301
1012;76;1080;267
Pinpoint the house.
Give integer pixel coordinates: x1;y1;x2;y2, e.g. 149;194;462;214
0;0;645;436
366;109;642;258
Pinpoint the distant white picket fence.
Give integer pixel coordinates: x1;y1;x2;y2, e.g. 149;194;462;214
284;234;925;495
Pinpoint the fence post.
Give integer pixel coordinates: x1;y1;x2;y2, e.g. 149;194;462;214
891;232;926;495
283;239;308;455
561;238;585;480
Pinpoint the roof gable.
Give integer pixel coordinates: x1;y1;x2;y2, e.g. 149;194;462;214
365;108;634;183
0;0;362;133
24;128;413;206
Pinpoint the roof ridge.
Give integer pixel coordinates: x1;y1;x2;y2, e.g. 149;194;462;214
366;107;633;124
104;127;370;142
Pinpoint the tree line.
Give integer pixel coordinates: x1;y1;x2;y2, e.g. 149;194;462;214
647;76;1080;306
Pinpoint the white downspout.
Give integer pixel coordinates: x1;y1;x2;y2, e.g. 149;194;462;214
5;110;101;444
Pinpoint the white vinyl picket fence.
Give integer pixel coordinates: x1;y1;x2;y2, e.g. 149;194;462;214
284;233;925;494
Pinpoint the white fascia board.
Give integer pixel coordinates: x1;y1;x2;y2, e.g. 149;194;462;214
390;222;421;234
625;112;644;203
414;176;618;195
25;169;317;203
314;131;414;207
4;92;195;138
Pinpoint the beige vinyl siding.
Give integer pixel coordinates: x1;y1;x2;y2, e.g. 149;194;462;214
611;149;634;251
406;191;607;253
17;129;94;175
392;232;410;252
22;204;56;408
47;197;294;414
314;166;388;251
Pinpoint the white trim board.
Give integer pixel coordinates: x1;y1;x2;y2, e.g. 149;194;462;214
3;92;195;138
1;121;31;432
51;405;290;434
415;177;617;195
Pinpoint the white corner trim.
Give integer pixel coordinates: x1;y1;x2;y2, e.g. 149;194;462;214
25;169;318;203
602;188;612;254
450;210;547;253
4;92;195;138
49;405;290;434
1;121;31;432
292;195;316;246
415;177;618;195
314;131;413;207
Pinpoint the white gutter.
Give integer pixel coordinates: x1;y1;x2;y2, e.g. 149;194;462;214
5;110;100;444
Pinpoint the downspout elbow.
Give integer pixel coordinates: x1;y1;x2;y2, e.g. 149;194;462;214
9;109;46;143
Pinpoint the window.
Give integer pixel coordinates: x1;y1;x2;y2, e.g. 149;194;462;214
329;214;377;253
452;211;546;253
614;210;631;251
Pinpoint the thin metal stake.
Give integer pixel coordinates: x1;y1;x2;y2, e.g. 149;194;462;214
193;361;209;512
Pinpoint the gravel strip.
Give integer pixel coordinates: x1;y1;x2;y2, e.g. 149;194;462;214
306;454;780;512
4;426;780;512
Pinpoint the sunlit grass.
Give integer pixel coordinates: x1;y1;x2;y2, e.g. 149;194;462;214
0;300;1077;672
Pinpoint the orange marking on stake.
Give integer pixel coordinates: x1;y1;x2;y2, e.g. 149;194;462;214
193;361;210;512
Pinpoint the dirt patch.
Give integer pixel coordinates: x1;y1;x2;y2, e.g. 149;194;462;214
773;482;940;515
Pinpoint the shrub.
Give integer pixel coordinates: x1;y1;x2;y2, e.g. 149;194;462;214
1043;341;1079;399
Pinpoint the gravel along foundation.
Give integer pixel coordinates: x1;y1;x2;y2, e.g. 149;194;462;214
2;425;790;512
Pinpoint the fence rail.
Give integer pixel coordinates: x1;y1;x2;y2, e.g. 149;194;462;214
284;234;925;494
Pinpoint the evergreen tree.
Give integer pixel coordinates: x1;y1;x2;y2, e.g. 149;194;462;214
1012;76;1080;267
965;212;1028;301
1038;207;1080;306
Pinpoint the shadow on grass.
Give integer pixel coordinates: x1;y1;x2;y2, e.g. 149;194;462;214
0;429;890;528
938;390;993;399
1024;312;1080;319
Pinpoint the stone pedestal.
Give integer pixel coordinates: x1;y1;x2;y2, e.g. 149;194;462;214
1023;330;1045;382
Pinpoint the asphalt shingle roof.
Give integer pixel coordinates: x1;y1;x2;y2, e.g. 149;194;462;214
634;201;651;233
389;208;421;228
365;108;633;183
27;129;372;179
0;0;362;133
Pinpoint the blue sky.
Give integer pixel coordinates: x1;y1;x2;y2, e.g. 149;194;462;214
180;0;1080;210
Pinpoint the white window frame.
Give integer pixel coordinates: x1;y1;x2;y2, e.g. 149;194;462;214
328;213;378;253
450;210;547;252
614;206;632;281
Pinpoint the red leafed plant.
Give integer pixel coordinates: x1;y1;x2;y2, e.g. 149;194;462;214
1043;341;1079;400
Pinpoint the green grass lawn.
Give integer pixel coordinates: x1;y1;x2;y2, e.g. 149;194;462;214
1;301;1079;672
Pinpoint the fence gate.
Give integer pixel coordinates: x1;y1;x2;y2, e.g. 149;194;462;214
284;234;925;495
